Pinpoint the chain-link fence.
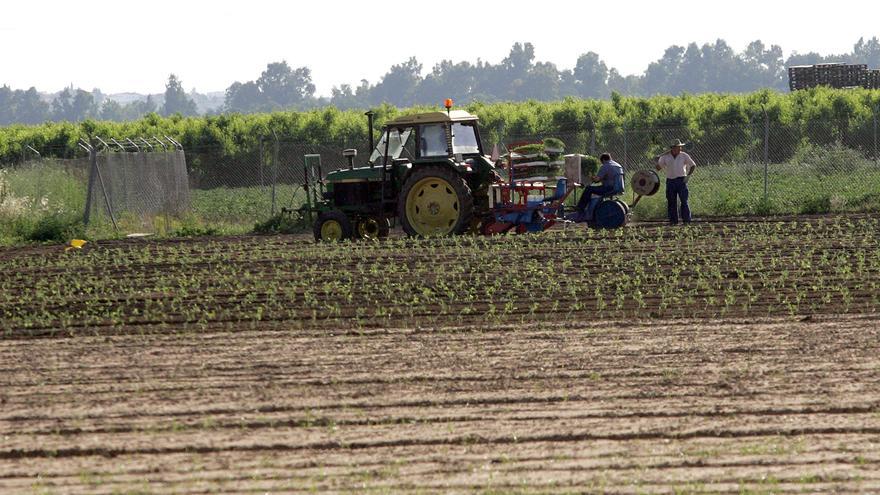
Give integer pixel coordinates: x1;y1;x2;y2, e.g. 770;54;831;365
184;140;371;228
84;147;190;231
2;116;880;241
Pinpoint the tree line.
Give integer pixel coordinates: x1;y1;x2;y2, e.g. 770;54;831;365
1;37;879;126
0;75;197;126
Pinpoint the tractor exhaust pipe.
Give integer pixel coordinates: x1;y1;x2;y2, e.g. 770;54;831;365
343;149;357;170
365;110;375;153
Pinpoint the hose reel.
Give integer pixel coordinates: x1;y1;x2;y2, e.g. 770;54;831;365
630;169;660;208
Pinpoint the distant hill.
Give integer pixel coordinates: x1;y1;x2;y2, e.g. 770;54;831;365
34;90;225;113
100;91;225;114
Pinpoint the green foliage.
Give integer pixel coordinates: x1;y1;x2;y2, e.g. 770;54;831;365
799;195;832;215
542;137;565;152
9;212;84;243
2;216;879;332
2;88;880;244
0;161;86;212
0;162;88;244
189;185;305;224
253;211;307;234
512;144;544;155
163;74;198;117
754;197;776;216
226;61;317;113
3;87;879;167
581;155;600;178
793;141;873;174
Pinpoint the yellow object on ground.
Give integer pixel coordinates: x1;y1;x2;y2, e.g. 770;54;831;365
65;239;87;251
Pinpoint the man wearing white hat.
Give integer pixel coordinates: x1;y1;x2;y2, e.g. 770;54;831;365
656;139;696;225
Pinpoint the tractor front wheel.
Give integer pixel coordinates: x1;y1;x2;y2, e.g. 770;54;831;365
398;165;473;237
313;210;353;242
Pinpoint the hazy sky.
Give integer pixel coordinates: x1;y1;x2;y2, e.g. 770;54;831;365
1;0;878;96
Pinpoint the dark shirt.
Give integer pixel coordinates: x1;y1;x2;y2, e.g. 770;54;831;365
597;160;624;191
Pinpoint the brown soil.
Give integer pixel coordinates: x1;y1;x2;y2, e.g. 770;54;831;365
2;315;879;494
2;214;879;492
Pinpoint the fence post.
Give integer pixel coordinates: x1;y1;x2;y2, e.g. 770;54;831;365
83;143;97;226
590;127;596;156
259;137;264;188
94;142;118;233
763;107;769;202
623;124;628;168
586;115;596;156
271;132;279;216
873;105;878;163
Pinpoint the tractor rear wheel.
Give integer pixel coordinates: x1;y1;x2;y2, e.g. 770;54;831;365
356;216;390;240
593;200;628;229
313;210;353;242
398;165;473;237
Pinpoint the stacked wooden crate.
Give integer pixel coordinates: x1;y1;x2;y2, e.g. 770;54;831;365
788;63;879;90
867;69;880;89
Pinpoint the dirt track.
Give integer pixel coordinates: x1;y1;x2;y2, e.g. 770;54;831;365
2;315;879;494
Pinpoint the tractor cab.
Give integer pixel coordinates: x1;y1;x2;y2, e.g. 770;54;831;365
368;127;413;166
325;110;488;181
374;110;485;165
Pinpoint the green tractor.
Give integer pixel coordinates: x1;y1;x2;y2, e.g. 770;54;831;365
305;103;498;241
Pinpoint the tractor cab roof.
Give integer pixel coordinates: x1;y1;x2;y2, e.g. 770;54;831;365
384;110;478;128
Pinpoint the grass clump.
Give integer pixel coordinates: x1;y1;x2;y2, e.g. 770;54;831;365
1;212;85;244
799;195;832;215
253;211;308;235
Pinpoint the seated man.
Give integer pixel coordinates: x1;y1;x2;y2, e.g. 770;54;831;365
573;152;624;219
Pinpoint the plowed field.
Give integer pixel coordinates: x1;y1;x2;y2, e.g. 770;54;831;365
1;215;879;493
